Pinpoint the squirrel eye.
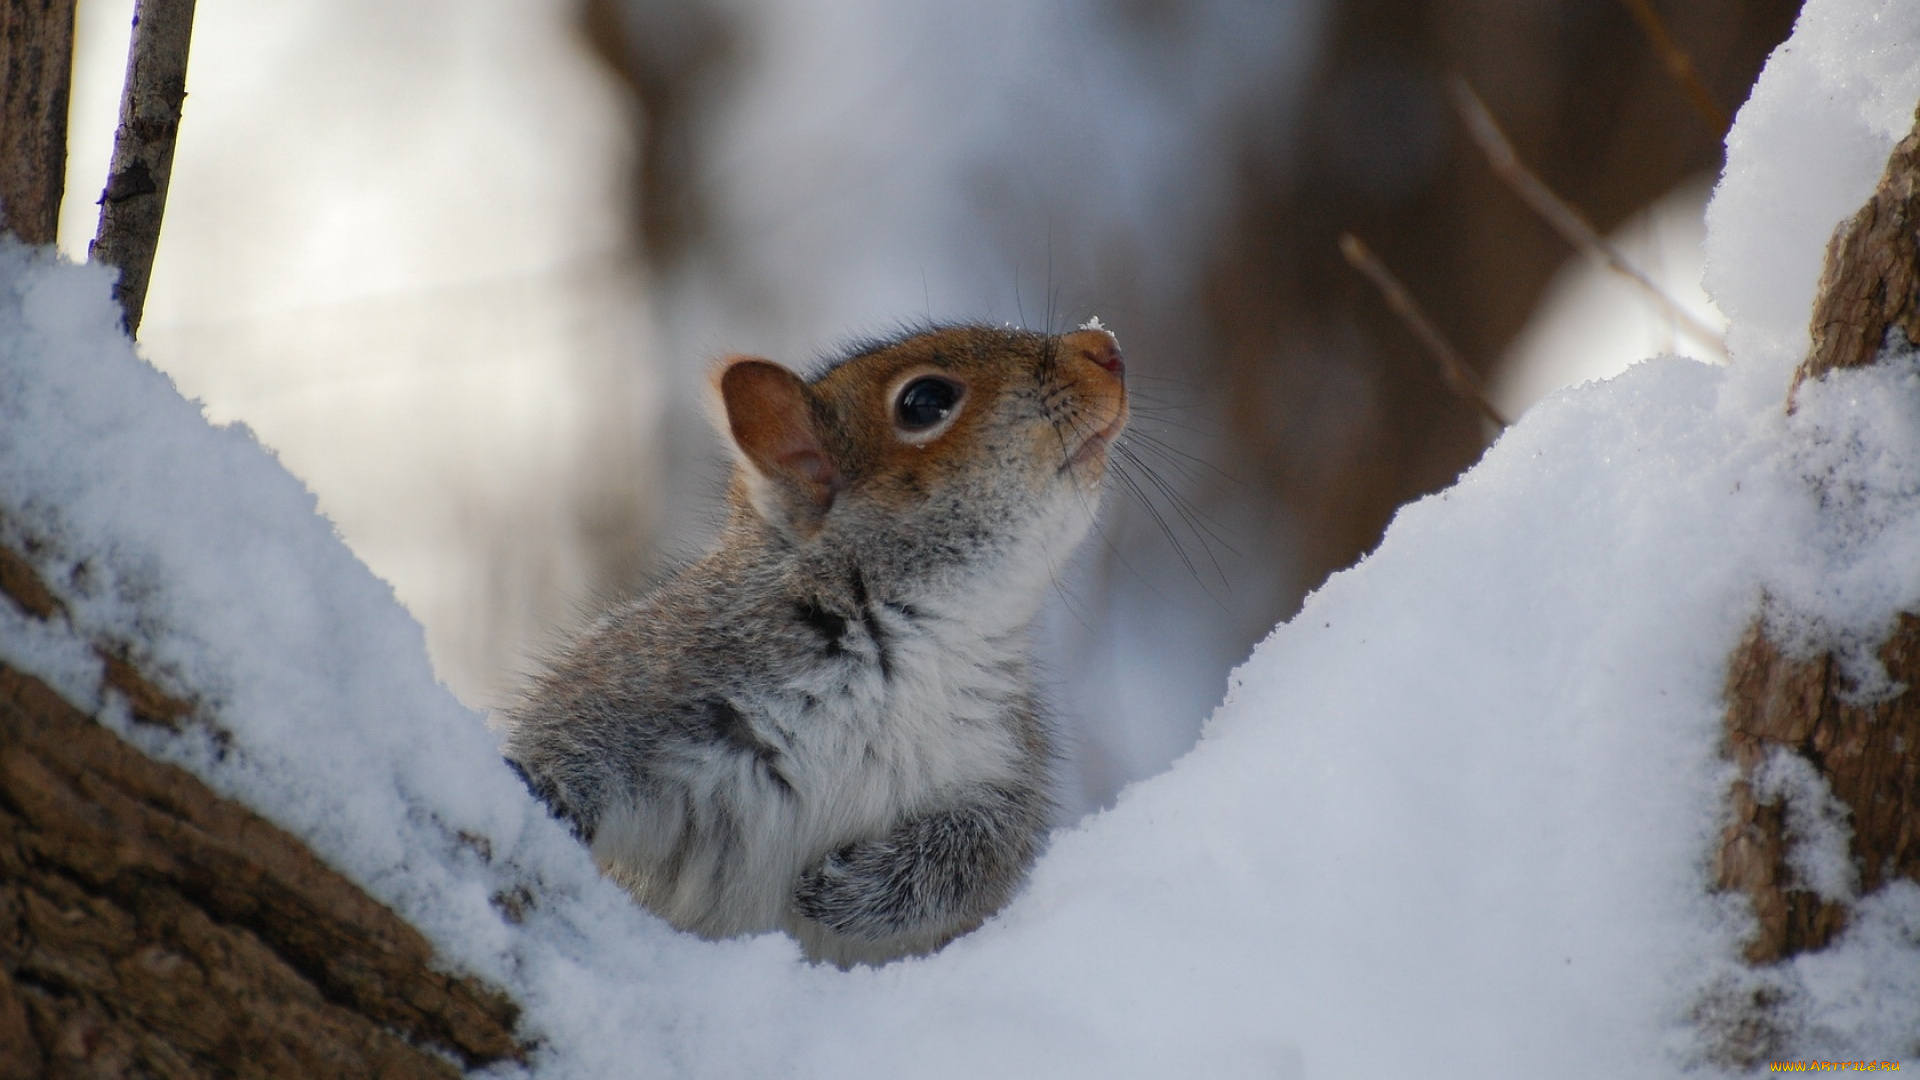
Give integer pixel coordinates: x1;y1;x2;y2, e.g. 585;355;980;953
895;377;962;432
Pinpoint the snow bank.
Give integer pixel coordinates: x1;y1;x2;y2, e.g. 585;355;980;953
3;0;1918;1074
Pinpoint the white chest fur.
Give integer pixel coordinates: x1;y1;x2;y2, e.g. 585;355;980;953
589;601;1033;939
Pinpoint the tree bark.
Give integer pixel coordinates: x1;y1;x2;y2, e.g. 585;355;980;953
0;542;527;1078
1706;104;1920;1065
90;0;194;334
1797;114;1920;390
0;0;77;245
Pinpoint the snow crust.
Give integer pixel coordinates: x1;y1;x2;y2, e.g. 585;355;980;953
1706;0;1920;405
3;0;1919;1073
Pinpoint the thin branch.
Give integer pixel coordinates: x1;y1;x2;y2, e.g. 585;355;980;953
0;0;80;245
91;0;197;334
1450;79;1728;358
1339;233;1510;430
1618;0;1731;136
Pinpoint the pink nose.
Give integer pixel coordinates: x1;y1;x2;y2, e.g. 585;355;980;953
1087;339;1124;375
1060;328;1126;378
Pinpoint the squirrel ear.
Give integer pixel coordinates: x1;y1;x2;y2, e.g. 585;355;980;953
717;357;843;527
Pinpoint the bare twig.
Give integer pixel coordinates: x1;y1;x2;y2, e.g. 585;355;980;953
91;0;196;334
1451;79;1728;358
1340;233;1510;430
1;0;80;244
1618;0;1731;136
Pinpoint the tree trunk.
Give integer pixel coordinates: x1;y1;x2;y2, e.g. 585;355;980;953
0;543;526;1079
0;0;77;245
1706;104;1920;1065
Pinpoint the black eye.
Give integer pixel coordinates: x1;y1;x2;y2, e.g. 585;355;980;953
895;377;961;431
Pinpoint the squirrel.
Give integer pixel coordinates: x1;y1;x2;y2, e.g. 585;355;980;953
502;323;1128;967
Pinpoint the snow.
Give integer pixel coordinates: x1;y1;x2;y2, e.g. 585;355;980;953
1750;748;1858;906
3;0;1919;1075
1705;0;1920;407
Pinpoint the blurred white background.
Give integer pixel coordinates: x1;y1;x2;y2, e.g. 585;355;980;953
1491;180;1727;418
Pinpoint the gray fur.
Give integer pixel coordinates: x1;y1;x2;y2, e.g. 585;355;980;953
502;326;1121;967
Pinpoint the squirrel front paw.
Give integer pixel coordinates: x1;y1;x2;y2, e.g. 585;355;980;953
793;797;1040;947
791;841;915;941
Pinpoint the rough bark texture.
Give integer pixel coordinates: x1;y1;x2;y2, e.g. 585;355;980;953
1799;109;1920;390
1717;619;1920;962
0;545;527;1078
1707;102;1920;1064
90;0;194;334
0;0;76;245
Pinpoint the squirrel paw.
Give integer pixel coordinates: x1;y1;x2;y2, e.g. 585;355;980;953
791;842;913;942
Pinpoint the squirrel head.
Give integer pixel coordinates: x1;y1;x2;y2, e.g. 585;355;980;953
713;325;1128;598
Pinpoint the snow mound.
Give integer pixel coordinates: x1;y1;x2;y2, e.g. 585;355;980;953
4;0;1919;1074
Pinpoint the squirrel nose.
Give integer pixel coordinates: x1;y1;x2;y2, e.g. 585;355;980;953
1062;329;1125;377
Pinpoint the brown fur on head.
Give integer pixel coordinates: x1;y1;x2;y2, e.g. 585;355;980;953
713;325;1128;548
